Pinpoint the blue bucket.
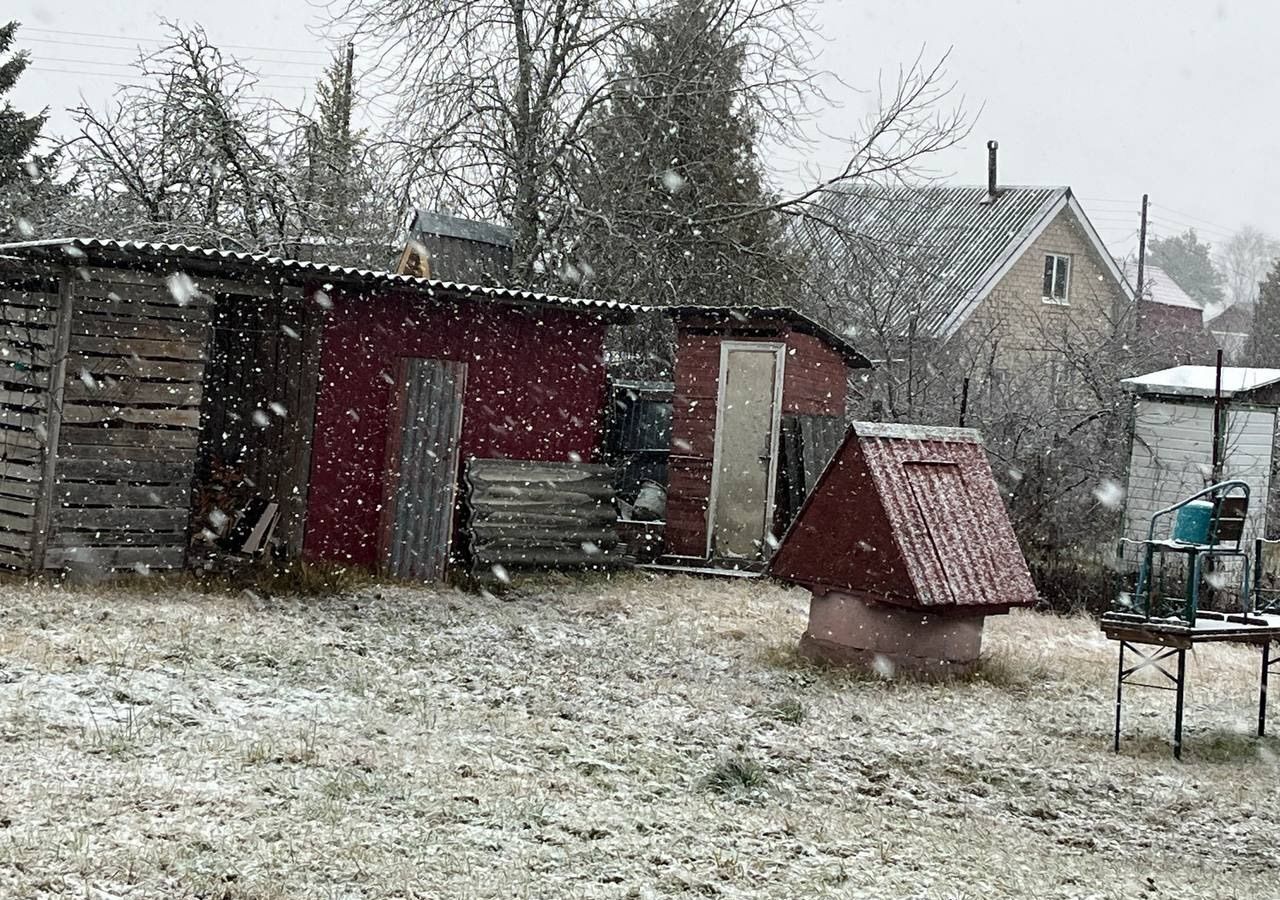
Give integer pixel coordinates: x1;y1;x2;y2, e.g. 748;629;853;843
1173;500;1215;545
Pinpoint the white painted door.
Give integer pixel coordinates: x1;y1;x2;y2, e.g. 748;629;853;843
709;344;783;558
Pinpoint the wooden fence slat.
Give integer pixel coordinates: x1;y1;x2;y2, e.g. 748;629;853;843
56;459;192;484
0;545;30;568
54;506;189;531
50;530;188;549
55;482;189;507
74;295;210;324
68;335;206;362
0;407;43;430
60;404;201;428
0;495;36;517
60;426;200;450
66;354;203;381
45;545;186;570
58;444;192;464
64;379;203;406
0;530;32;552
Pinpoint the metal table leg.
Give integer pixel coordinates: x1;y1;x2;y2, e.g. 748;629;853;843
1261;642;1270;738
1174;649;1186;760
1114;641;1125;753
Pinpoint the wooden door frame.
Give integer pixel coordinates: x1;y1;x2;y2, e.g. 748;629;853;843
704;340;786;559
376;356;468;577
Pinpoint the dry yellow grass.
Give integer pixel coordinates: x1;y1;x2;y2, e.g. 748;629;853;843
0;571;1276;898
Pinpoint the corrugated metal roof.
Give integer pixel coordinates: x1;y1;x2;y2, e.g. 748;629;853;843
1122;365;1280;399
666;303;872;367
806;184;1068;335
410;210;513;248
0;237;636;314
769;421;1038;611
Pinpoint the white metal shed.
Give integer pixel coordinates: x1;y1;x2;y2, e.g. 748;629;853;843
1120;366;1280;548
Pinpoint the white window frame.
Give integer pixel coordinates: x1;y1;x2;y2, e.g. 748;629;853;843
1042;253;1072;305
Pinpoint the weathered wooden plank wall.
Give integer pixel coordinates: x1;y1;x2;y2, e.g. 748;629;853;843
0;266;62;569
465;459;620;571
46;267;212;572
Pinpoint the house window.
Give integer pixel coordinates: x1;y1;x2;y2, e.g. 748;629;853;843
1042;253;1071;304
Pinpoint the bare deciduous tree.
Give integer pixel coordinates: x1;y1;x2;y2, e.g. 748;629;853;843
1218;225;1279;310
55;24;396;263
330;0;967;285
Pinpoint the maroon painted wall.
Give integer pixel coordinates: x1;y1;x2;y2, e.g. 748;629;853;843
665;321;849;558
303;292;607;567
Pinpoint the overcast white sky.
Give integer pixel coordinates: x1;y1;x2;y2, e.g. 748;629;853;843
8;0;1275;257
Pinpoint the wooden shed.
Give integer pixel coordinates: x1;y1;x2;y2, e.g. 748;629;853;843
662;306;871;564
1120;365;1280;552
0;238;634;577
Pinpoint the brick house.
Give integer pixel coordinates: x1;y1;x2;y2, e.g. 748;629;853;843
808;144;1138;418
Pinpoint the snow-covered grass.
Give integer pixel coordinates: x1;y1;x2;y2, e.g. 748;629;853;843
1;571;1277;898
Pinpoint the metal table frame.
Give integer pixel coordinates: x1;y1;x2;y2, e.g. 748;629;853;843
1105;611;1280;759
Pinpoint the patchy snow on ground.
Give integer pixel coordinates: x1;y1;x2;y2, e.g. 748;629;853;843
0;572;1277;899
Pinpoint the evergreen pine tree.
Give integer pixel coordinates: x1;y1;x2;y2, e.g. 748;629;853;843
1251;262;1280;365
0;21;44;186
574;0;792;313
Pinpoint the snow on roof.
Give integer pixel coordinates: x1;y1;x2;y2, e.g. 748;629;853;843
1121;365;1280;398
1121;261;1202;310
851;421;983;444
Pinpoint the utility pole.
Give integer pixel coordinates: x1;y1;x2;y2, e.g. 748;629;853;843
1136;193;1149;298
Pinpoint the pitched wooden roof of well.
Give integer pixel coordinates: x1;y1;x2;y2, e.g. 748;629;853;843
769;422;1039;612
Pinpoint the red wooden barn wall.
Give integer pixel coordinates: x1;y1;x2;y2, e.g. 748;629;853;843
664;321;848;558
303;291;607;567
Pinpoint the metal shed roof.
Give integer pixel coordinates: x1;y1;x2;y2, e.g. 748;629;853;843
666;303;872;367
0;237;637;315
769;421;1038;612
1121;366;1280;399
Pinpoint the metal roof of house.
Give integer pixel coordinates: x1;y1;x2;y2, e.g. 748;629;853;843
1121;262;1202;311
806;184;1133;338
769;421;1038;611
0;237;635;314
1122;365;1280;399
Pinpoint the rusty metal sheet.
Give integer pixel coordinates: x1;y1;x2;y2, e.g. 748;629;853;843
384;358;466;580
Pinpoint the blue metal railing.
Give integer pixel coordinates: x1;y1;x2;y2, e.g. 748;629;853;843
1129;480;1252;626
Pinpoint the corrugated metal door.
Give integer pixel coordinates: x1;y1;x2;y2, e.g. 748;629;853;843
381;358;467;580
710;344;783;558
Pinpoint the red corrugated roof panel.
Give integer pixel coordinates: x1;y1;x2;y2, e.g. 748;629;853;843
769;422;1038;612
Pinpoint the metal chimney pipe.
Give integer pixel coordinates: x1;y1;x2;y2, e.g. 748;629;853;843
987;140;999;198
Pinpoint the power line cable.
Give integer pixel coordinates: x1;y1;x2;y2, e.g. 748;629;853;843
34;55;319;80
21;26;330;57
21;36;329;67
28;65;310;91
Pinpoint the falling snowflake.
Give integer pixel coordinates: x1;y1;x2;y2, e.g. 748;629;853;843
661;170;687;193
166;272;199;306
1092;479;1125;509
